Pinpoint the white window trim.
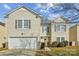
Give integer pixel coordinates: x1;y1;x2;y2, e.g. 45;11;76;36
16;20;30;29
55;24;66;32
56;37;65;42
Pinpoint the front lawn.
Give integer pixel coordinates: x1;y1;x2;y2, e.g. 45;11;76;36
36;46;79;56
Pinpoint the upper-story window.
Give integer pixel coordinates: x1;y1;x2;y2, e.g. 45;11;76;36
15;20;31;29
42;26;48;34
55;24;66;32
17;20;22;28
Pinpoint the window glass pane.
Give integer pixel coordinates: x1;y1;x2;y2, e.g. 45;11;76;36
44;26;47;34
57;37;60;42
42;26;47;34
61;25;66;32
61;37;65;42
18;20;22;28
64;25;66;31
55;24;60;32
24;20;30;28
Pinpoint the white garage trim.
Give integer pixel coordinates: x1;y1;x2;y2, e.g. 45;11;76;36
8;37;38;49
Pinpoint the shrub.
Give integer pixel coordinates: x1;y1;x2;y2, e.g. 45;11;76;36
40;43;45;49
58;41;68;47
63;41;68;46
51;41;59;47
51;41;68;47
58;42;65;47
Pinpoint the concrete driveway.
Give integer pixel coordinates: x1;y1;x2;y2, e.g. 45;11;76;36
0;49;36;56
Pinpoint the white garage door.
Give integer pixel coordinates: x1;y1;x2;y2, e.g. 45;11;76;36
8;37;37;49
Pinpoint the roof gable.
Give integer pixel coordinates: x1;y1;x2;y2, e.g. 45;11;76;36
51;16;69;23
4;6;41;18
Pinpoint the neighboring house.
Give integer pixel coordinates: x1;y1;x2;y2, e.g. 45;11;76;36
69;24;79;46
0;22;6;48
50;17;70;44
5;6;42;49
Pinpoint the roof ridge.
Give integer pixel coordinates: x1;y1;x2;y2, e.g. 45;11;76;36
50;16;69;22
4;5;42;18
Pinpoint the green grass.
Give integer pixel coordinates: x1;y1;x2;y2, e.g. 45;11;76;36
36;46;79;56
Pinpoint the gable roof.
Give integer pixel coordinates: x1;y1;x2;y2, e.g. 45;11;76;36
4;5;42;18
50;16;69;23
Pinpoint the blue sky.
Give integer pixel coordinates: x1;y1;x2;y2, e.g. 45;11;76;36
0;3;79;22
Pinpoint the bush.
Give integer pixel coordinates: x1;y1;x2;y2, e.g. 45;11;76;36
58;41;68;47
51;41;59;47
40;43;45;49
58;42;65;47
52;41;68;47
63;41;68;46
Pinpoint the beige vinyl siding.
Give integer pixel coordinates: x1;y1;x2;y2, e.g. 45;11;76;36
69;25;77;42
0;25;6;48
5;7;41;46
51;17;70;44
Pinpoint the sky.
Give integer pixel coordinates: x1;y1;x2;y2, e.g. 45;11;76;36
0;3;79;22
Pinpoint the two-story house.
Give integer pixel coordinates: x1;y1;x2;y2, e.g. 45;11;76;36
5;6;42;49
50;17;70;44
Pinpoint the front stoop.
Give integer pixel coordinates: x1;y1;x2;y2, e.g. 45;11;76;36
44;47;51;51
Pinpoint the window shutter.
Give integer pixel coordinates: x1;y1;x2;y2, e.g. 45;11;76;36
15;20;17;29
65;25;66;32
55;25;56;32
42;26;43;33
29;20;31;29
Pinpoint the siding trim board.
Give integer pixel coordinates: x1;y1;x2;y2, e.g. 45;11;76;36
9;36;38;38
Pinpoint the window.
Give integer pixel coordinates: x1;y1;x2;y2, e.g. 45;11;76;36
18;20;22;28
15;20;31;29
42;26;47;34
61;37;65;42
55;24;60;32
56;37;65;42
24;20;30;28
61;25;66;32
55;24;66;32
57;37;60;42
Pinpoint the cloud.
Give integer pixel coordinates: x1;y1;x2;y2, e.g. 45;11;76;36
35;3;46;10
48;13;60;20
36;3;42;8
35;3;59;14
40;9;49;13
47;3;55;8
35;4;50;13
3;4;11;10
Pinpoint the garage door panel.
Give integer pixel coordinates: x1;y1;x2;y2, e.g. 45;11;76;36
8;37;37;49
